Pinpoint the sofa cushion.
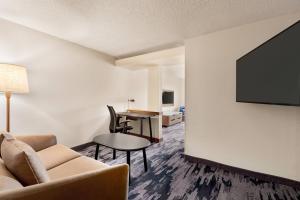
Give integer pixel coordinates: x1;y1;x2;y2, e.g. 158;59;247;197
0;176;23;192
37;144;81;170
1;135;50;186
48;156;108;180
0;159;24;192
0;159;16;179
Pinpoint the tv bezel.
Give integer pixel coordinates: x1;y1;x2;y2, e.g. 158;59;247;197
236;20;300;107
162;90;174;106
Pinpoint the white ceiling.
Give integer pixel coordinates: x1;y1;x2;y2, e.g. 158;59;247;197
0;0;300;58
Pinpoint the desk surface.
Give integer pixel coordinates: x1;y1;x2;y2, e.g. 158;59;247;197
118;112;152;118
127;109;160;116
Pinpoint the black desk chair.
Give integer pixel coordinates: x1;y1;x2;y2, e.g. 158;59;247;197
107;105;133;134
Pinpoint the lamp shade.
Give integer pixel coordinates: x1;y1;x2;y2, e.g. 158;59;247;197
0;64;29;93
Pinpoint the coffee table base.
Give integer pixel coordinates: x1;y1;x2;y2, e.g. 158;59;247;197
94;144;148;184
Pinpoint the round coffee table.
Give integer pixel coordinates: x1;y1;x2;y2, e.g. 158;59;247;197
93;133;151;180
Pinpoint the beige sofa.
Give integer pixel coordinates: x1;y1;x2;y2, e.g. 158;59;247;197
0;134;129;200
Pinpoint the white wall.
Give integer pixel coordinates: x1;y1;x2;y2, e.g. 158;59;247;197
147;66;161;111
128;66;162;139
185;12;300;181
161;65;185;112
0;18;148;147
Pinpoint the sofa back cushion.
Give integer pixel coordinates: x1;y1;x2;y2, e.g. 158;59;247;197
0;159;23;191
1;134;49;186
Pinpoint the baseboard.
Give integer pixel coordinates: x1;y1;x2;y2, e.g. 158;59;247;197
127;132;162;143
71;142;95;151
185;154;300;189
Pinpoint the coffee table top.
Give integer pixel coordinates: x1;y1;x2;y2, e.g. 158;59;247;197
93;133;151;151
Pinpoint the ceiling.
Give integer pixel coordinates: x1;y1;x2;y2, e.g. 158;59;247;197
0;0;300;58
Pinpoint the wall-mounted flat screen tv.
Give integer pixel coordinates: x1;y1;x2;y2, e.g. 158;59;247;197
236;21;300;106
162;90;174;105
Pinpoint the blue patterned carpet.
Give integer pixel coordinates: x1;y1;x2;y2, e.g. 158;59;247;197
79;123;300;200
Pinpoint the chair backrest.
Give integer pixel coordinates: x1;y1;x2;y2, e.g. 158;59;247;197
107;105;117;133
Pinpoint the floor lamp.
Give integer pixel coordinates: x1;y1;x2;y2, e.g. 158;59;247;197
0;64;29;132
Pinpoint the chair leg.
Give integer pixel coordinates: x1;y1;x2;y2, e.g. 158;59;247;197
122;123;126;133
122;122;128;134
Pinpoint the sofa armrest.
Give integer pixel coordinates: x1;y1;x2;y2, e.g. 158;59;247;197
0;164;129;200
15;134;57;151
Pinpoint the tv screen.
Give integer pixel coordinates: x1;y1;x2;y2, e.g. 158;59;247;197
162;91;174;105
236;21;300;106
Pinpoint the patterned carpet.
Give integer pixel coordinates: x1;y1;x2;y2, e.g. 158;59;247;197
78;123;300;200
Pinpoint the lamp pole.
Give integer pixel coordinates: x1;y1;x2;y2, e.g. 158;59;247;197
5;91;11;132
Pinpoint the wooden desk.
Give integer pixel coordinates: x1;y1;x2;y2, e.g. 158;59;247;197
117;111;159;143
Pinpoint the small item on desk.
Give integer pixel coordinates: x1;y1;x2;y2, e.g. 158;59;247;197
127;98;135;109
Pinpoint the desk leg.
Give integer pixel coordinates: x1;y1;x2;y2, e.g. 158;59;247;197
95;144;100;160
148;117;153;143
143;149;148;172
140;118;143;136
127;151;131;184
113;149;116;160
